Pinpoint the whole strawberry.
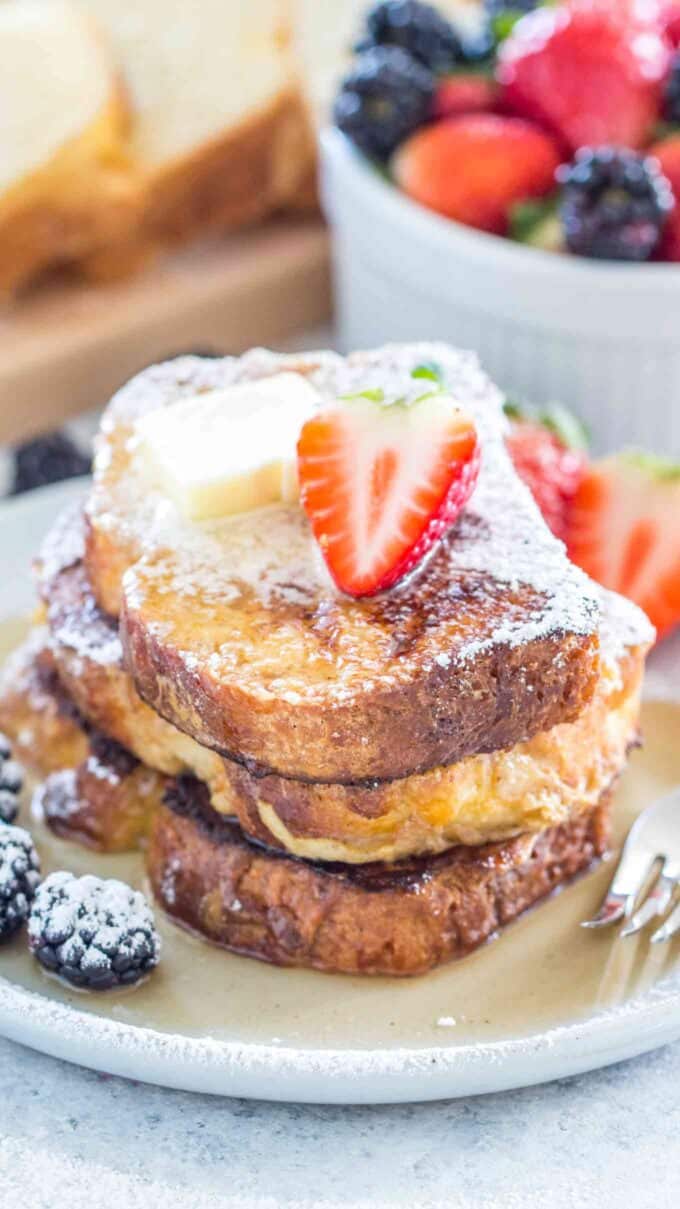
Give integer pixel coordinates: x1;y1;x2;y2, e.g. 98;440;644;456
505;402;587;541
496;2;670;152
392;113;561;234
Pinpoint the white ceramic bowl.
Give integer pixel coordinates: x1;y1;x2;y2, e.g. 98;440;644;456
321;128;680;456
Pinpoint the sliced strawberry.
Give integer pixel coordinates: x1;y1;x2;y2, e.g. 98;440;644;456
431;73;498;120
650;133;680;259
297;390;480;597
392;114;561;235
497;4;670;153
505;403;588;541
567;452;680;639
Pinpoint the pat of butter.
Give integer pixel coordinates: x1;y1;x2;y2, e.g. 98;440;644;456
134;372;320;520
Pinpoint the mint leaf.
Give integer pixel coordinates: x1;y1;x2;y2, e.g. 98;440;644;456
411;362;443;385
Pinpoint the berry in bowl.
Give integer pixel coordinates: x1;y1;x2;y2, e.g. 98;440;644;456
321;0;680;455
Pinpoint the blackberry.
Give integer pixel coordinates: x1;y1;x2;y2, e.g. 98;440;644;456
557;148;675;262
11;432;92;496
357;1;465;72
664;52;680;124
333;45;435;161
28;872;161;990
0;825;40;942
0;733;23;824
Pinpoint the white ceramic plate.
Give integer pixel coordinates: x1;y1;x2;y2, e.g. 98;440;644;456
1;479;679;1105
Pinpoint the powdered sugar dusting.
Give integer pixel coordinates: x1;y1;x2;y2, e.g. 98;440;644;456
35;498;87;590
95;343;599;657
0;960;678;1099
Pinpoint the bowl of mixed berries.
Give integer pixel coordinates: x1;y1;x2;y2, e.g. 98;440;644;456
321;0;680;454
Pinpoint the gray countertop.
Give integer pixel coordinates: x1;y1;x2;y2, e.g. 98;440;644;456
1;1034;679;1209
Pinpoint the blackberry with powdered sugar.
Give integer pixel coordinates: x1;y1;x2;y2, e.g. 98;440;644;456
28;872;160;990
0;732;24;825
0;824;40;941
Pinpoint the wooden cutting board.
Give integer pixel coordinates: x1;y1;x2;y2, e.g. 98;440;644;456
0;219;331;445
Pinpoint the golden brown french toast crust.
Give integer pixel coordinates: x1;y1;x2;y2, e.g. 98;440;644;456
33;504;652;858
83;342;606;782
148;776;613;976
125;603;598;783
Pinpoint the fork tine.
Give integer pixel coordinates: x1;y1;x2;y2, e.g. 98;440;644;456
581;847;656;930
620;870;677;937
581;892;633;930
650;900;680;944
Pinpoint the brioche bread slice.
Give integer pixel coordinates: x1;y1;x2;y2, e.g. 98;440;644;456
0;0;140;294
79;0;315;254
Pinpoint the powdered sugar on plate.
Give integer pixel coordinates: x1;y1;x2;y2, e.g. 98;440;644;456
0;958;679;1103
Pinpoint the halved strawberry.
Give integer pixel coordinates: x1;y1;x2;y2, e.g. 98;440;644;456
392;113;561;234
497;3;670;152
505;402;588;541
431;73;498;120
297;389;480;597
567;452;680;639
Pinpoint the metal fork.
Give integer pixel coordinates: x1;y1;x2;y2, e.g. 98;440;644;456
582;786;680;943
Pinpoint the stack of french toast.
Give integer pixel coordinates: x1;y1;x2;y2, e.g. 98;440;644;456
0;343;654;975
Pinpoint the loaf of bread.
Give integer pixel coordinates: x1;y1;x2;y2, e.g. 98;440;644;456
80;0;315;253
0;0;138;295
0;0;315;293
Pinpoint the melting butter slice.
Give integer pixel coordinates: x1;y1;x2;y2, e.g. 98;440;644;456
134;372;321;520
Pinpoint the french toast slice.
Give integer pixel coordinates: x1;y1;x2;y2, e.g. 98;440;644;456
0;628;89;775
148;776;613;976
91;343;602;781
36;733;162;853
37;505;651;860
